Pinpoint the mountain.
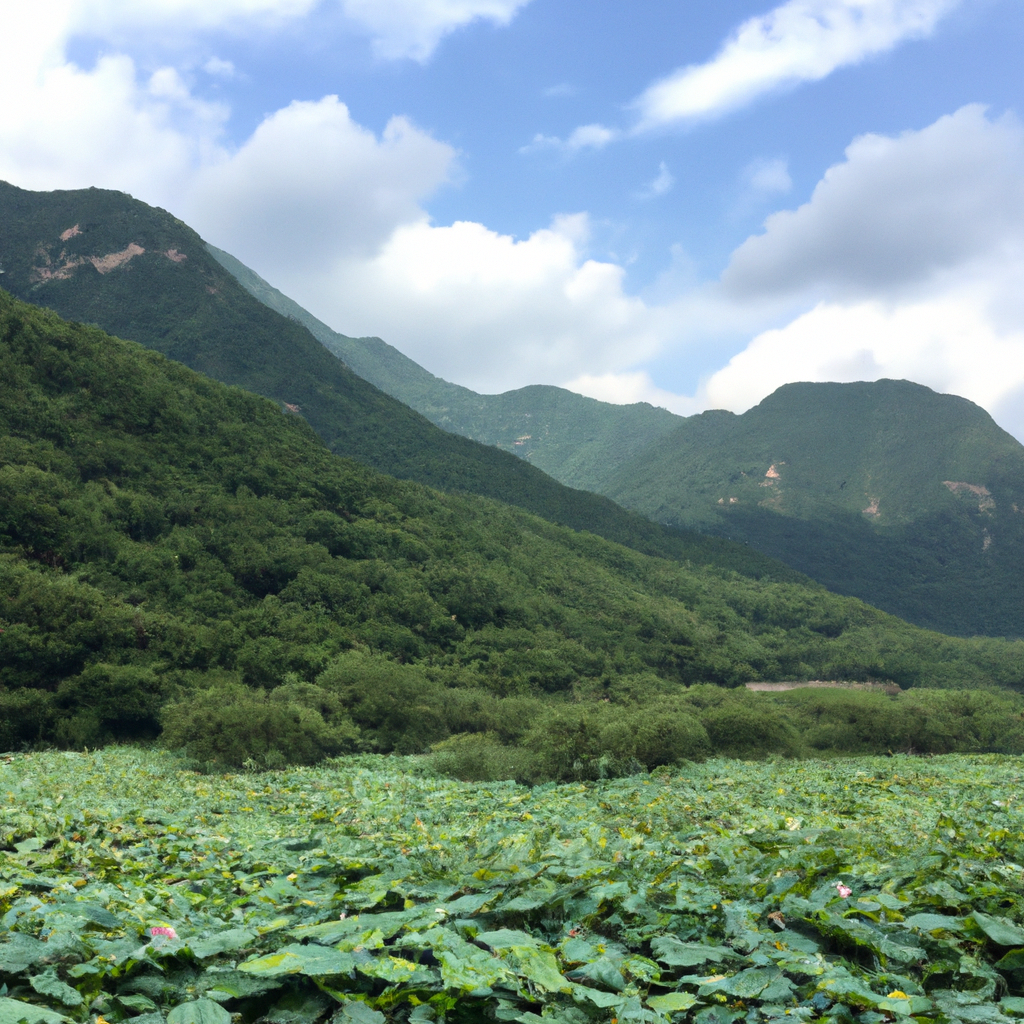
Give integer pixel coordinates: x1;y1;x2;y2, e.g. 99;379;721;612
0;180;793;582
3;290;1022;758
207;242;683;490
212;246;1024;638
600;381;1024;637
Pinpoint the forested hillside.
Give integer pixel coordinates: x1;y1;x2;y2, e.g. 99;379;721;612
210;243;1024;638
3;292;1023;769
0;181;784;584
600;381;1024;637
208;242;684;491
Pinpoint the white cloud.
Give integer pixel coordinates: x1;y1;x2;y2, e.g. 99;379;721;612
700;289;1024;439
690;106;1024;443
635;162;675;200
521;123;619;155
203;56;236;77
724;105;1024;298
183;97;454;270
565;371;698;415
745;157;792;195
280;215;671;394
19;0;531;64
337;0;533;60
633;0;959;130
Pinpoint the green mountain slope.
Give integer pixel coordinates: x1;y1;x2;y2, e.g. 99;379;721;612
0;180;792;582
2;291;1022;757
211;243;1024;639
207;243;683;489
599;381;1024;637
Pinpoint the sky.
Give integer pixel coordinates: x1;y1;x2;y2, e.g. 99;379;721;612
2;0;1024;441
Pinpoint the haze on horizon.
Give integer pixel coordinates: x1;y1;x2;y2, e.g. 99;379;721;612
1;0;1023;442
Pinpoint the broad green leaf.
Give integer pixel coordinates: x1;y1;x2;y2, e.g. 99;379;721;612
1002;998;1024;1016
973;913;1024;947
476;929;538;949
166;1002;232;1024
332;1004;385;1024
903;913;965;933
190;928;256;959
647;992;698;1012
238;944;355;977
0;998;69;1024
995;949;1024;971
650;937;734;968
29;971;83;1009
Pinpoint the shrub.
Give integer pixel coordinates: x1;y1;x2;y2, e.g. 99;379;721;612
160;680;359;769
429;732;539;783
317;651;448;753
0;688;54;751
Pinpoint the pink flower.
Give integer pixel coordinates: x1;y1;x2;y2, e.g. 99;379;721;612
835;883;852;899
150;926;177;940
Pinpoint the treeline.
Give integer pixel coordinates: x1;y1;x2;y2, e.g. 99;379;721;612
157;665;1024;781
2;292;1023;765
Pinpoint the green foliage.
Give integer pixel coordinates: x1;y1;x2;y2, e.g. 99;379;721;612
160;680;360;769
600;380;1024;638
0;181;800;586
213;243;1024;641
2;288;1024;761
6;748;1024;1023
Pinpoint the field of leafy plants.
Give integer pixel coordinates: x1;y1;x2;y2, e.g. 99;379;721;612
3;749;1024;1024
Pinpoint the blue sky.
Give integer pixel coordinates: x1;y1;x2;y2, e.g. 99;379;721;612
3;0;1024;439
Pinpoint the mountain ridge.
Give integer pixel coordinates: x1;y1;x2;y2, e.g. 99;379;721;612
0;180;797;583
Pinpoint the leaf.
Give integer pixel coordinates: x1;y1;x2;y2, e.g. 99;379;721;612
1002;998;1024;1016
0;998;69;1024
903;913;965;933
238;944;355;978
0;937;49;974
650;937;734;968
331;1002;385;1024
700;968;776;999
647;992;698;1012
973;913;1024;947
166;1001;231;1024
29;972;83;1009
512;947;571;994
190;928;256;959
475;929;538;949
995;949;1024;971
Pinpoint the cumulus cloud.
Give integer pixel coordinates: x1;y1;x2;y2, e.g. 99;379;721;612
338;0;534;61
183;97;454;271
280;214;671;394
564;371;698;414
724;105;1024;298
521;123;619;155
20;0;532;64
701;289;1024;435
635;162;675;200
694;106;1024;442
744;157;792;195
633;0;960;129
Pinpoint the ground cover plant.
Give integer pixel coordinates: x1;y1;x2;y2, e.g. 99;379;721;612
4;749;1024;1024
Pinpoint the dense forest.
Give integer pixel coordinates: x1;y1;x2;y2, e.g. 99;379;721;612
0;180;793;585
213;238;1024;639
3;290;1024;777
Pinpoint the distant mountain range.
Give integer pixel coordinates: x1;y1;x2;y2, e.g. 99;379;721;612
0;180;791;584
210;240;1024;639
4;180;1022;638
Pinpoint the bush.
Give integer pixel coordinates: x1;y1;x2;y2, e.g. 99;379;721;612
598;701;710;768
0;688;54;751
160;680;359;769
683;688;801;758
55;662;171;747
772;688;904;754
428;732;539;783
317;651;448;753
